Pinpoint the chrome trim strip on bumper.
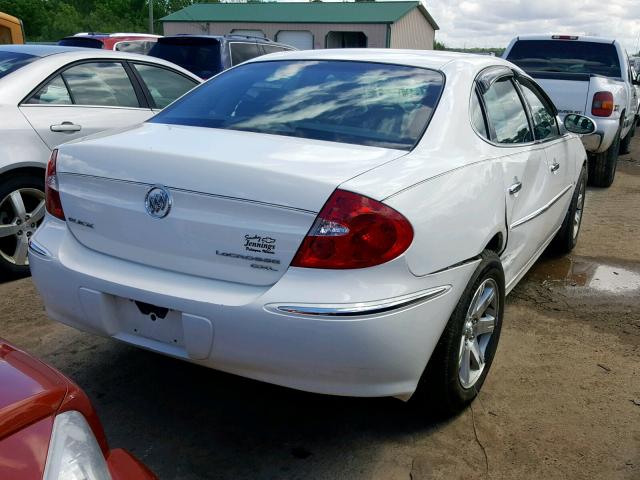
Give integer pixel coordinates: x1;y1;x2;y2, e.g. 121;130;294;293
510;183;573;229
28;240;52;258
268;286;451;317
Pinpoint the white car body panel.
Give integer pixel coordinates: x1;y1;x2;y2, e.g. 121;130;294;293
29;49;588;399
503;35;638;154
0;46;201;177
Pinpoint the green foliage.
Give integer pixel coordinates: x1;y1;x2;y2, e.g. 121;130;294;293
0;0;211;41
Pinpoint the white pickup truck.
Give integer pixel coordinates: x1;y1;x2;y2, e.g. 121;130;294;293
504;35;640;187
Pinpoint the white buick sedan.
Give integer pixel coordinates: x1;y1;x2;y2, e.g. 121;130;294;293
29;50;593;412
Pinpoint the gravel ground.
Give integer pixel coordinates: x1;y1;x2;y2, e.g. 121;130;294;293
1;140;639;480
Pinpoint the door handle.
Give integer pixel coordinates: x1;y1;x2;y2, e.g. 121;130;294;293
550;161;560;173
508;182;522;195
50;122;81;133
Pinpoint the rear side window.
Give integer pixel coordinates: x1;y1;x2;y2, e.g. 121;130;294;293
151;60;444;150
133;63;198;109
115;41;156;54
506;40;622;77
26;75;72;104
262;45;291;55
0;51;37;80
482;78;533;144
229;42;262;66
518;81;560;140
62;62;139;108
148;38;222;79
471;91;488;138
58;37;104;49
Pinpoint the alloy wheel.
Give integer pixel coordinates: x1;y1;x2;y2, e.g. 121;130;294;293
458;278;499;389
0;188;46;266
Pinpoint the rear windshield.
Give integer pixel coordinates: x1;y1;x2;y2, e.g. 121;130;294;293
58;37;104;49
151;60;444;150
0;51;37;80
506;40;621;77
148;38;222;79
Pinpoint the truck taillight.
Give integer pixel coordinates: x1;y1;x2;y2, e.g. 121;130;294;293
552;35;579;40
45;149;65;220
291;189;413;269
592;92;614;117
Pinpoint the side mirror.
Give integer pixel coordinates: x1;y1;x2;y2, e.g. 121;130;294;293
564;114;597;135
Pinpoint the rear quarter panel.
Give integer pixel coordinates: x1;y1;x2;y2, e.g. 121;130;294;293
342;60;507;275
384;161;505;276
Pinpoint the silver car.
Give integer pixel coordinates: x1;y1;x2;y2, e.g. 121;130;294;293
0;45;201;276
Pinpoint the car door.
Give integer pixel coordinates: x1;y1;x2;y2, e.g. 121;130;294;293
517;77;574;236
19;61;152;150
475;70;555;287
129;62;200;113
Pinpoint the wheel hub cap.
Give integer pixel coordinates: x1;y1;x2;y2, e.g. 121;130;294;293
0;188;46;266
458;278;499;389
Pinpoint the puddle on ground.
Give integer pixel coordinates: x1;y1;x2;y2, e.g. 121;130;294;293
527;255;640;295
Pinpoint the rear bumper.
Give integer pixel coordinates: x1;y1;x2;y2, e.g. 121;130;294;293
29;218;477;400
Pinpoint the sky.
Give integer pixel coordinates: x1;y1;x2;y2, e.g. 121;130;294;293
425;0;640;51
276;0;640;52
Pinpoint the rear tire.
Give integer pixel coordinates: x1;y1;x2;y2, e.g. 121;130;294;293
619;121;636;155
0;173;45;279
548;164;587;255
588;126;621;188
411;250;505;416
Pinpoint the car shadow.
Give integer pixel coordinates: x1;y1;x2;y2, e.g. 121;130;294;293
68;343;453;479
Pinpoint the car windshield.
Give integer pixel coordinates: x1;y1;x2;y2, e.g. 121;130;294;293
148;38;222;79
0;51;38;80
151;60;444;150
58;37;104;49
506;40;622;77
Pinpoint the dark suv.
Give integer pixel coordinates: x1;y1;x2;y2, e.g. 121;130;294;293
147;35;295;79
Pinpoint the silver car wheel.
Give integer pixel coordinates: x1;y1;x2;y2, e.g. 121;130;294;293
458;278;499;389
0;188;45;266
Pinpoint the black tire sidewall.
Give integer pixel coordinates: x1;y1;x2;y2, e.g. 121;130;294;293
415;251;505;414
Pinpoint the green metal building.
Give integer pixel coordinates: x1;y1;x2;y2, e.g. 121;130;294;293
160;2;439;50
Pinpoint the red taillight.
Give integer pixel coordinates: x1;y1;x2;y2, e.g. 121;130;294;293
592;91;614;117
45;149;65;220
291;189;413;269
552;35;578;40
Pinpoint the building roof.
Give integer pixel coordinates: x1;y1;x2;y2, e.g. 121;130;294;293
160;2;439;29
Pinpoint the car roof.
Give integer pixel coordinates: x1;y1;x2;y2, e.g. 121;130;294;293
245;48;513;71
0;44;84;57
160;34;274;43
512;34;617;45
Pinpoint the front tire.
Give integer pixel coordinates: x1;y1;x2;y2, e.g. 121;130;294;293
588;126;621;188
548;164;587;255
0;173;45;278
412;250;505;415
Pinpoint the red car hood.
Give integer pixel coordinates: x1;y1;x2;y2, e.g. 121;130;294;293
0;340;67;440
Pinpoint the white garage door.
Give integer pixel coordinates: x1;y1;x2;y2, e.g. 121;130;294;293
276;31;313;50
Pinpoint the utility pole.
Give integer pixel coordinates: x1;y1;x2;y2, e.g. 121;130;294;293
149;0;154;34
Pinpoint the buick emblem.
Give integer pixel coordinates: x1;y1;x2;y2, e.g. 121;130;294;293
145;185;172;219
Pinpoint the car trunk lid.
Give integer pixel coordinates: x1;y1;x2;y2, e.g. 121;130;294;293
56;123;407;286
